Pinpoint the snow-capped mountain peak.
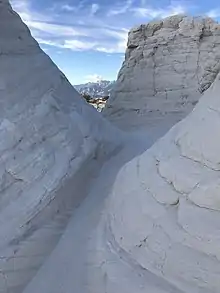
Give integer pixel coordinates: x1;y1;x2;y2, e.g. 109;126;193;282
75;80;115;98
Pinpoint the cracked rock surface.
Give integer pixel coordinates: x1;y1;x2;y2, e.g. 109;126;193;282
109;73;220;292
104;15;220;131
22;73;220;293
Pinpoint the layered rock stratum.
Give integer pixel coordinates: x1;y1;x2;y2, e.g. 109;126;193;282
104;15;220;131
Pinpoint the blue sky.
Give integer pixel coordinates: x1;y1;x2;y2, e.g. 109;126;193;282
11;0;220;84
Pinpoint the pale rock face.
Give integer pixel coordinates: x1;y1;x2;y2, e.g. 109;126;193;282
104;15;220;131
0;1;119;292
109;73;220;292
3;2;220;292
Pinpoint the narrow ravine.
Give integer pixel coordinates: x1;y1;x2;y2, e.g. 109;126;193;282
21;131;180;293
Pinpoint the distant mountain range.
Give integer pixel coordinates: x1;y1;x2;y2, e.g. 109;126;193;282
75;80;115;98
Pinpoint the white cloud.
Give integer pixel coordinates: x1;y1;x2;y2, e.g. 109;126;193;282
91;3;99;16
64;39;97;51
36;38;96;51
107;0;187;19
85;74;104;83
61;4;77;12
38;36;127;54
95;29;128;53
11;0;53;25
37;38;61;47
108;0;133;16
103;28;128;39
11;0;127;54
207;9;220;18
25;21;89;38
132;4;186;18
96;42;126;53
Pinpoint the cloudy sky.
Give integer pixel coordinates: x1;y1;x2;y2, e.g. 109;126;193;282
11;0;220;84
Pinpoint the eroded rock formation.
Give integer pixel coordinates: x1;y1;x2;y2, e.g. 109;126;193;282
109;72;220;292
104;15;220;131
2;1;220;292
23;71;220;293
0;1;119;292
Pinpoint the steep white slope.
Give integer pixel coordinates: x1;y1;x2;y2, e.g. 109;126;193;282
0;1;120;292
104;15;220;131
108;72;220;292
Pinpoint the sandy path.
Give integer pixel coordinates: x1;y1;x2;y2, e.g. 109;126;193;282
22;131;184;293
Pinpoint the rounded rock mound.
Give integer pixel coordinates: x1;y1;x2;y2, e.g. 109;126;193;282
109;71;220;292
104;15;220;132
